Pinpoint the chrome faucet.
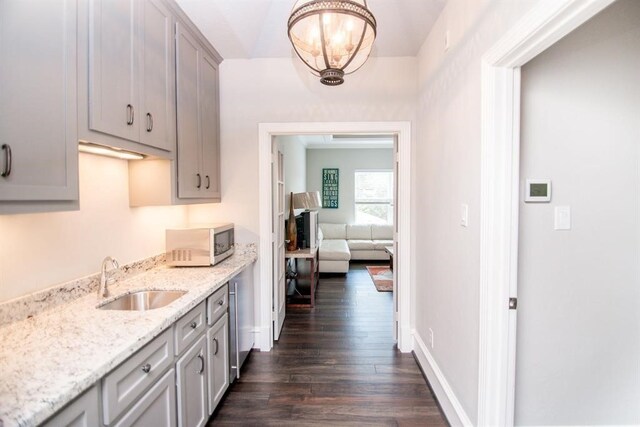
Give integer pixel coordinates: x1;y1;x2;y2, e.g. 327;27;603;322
98;256;119;298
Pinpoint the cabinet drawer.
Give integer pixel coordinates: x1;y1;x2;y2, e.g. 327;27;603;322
206;283;228;326
174;301;206;355
102;328;174;425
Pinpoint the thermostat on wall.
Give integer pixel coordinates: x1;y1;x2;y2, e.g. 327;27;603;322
525;179;551;202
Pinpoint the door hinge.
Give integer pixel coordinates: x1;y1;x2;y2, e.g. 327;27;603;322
509;297;518;310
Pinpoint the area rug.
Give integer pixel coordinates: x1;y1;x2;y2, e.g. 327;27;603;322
366;266;393;292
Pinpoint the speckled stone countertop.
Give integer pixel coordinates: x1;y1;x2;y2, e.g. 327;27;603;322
0;245;257;427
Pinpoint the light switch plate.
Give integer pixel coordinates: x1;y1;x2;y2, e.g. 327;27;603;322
554;206;571;230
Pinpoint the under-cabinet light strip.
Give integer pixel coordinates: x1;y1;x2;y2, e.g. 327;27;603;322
78;141;145;160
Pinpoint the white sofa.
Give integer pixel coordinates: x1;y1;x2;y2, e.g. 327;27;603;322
318;223;393;273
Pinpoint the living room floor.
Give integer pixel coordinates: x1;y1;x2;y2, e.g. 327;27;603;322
208;262;447;426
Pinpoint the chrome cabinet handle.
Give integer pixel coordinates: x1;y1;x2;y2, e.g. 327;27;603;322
205;175;210;189
196;173;201;189
218;299;224;306
126;104;135;125
190;321;197;329
197;354;205;374
141;363;151;374
1;144;11;177
146;113;153;132
213;338;219;355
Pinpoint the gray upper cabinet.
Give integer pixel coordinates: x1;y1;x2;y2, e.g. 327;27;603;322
88;0;175;153
176;22;221;201
0;0;78;209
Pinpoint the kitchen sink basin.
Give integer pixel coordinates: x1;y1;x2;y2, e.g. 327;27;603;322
98;290;187;311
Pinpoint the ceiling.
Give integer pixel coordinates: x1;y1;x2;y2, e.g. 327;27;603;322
175;0;447;59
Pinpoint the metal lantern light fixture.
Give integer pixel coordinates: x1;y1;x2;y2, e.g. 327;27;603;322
287;0;377;86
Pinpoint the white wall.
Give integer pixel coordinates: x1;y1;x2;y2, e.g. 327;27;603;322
516;1;640;424
0;153;189;303
414;0;542;423
187;56;418;349
306;148;393;224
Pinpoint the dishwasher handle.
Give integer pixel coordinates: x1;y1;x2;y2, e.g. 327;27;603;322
229;281;240;380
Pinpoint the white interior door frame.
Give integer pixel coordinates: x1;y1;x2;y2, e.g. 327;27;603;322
257;121;412;352
478;1;616;425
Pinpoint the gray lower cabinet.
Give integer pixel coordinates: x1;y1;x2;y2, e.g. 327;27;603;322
102;328;175;424
207;313;229;414
42;385;99;427
44;287;231;426
176;335;208;427
114;369;177;427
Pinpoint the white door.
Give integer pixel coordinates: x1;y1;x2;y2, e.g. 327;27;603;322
392;136;399;341
272;145;286;340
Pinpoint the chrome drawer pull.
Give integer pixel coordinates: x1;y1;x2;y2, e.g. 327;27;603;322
218;299;224;306
141;363;151;374
1;144;11;177
190;321;197;329
146;112;153;132
197;354;205;374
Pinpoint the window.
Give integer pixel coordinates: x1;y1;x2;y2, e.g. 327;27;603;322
354;170;393;225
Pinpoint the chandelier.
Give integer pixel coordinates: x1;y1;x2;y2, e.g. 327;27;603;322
287;0;377;86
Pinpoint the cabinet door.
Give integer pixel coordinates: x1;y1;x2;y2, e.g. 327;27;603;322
139;0;175;152
207;313;229;414
89;0;139;141
114;368;177;427
0;0;78;202
176;335;208;427
43;385;99;427
199;52;221;200
175;22;202;199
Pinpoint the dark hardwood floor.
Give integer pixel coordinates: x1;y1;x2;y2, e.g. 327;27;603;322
208;262;447;426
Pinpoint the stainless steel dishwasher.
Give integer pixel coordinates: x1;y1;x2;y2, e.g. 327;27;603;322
228;265;255;381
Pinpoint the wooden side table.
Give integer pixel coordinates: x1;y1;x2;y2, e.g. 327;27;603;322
285;247;319;307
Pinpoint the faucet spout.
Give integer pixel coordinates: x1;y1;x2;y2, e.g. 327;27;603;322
98;256;120;298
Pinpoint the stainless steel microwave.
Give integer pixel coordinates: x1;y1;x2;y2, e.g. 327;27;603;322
166;223;234;267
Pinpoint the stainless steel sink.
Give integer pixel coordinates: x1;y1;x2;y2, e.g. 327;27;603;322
98;290;187;311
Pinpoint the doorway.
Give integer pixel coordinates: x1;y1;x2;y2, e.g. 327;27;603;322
256;121;412;352
478;0;619;425
271;135;398;341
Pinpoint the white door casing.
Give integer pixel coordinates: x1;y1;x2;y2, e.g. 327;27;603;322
257;121;412;352
478;1;616;425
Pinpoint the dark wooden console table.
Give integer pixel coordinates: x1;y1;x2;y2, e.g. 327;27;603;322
285;247;319;307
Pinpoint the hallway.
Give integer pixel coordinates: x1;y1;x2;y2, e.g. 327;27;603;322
209;263;447;425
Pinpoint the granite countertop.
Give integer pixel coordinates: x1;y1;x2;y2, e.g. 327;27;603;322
0;246;257;427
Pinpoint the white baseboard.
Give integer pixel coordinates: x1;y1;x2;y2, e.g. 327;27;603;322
413;330;473;427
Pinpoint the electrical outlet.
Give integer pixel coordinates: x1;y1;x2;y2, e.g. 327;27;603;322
429;328;434;349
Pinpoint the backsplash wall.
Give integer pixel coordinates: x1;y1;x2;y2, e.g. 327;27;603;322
0;153;190;303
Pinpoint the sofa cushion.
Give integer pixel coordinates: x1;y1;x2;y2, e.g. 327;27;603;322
348;240;375;250
319;239;351;261
346;224;371;240
373;240;393;250
319;223;346;239
372;224;393;240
